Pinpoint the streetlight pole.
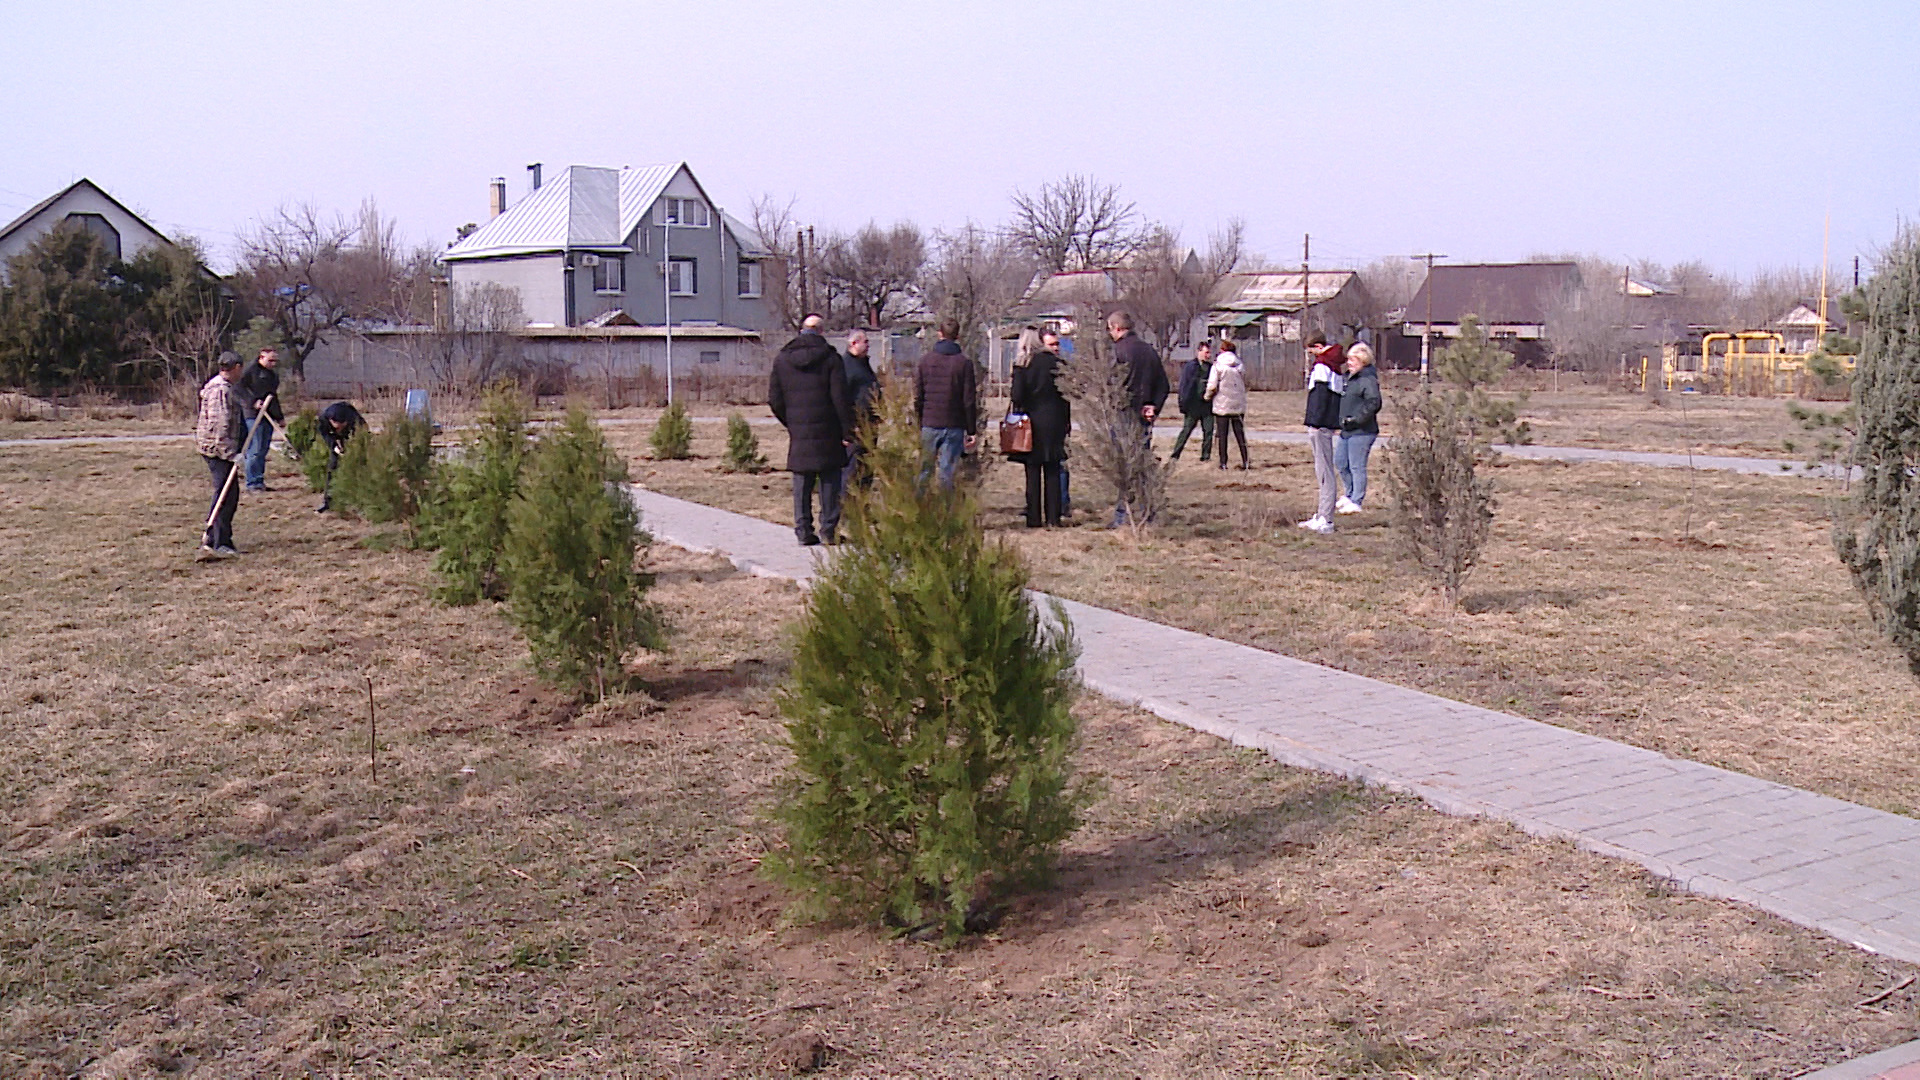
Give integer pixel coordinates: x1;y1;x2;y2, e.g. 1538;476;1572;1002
663;213;674;405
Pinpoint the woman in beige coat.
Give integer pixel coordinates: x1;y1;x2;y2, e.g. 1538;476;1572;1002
1204;340;1250;470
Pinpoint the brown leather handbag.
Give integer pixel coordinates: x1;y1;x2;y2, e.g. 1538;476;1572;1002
999;411;1033;455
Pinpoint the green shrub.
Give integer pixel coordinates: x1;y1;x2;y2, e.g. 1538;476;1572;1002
282;406;330;493
721;412;767;473
1381;385;1496;608
331;413;436;543
1434;314;1532;445
650;400;693;460
501;408;664;699
1834;227;1920;677
765;386;1083;941
422;385;530;604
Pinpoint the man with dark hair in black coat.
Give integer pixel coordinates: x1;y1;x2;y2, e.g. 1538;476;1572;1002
1105;310;1170;525
314;401;366;513
769;314;855;545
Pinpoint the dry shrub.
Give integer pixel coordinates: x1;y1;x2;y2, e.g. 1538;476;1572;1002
1382;384;1496;607
1056;331;1169;532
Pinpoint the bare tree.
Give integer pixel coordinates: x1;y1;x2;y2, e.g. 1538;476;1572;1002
234;204;378;376
1357;257;1425;323
1115;219;1245;348
749;195;805;332
411;283;527;392
1009;175;1145;273
921;222;1036;359
820;222;926;328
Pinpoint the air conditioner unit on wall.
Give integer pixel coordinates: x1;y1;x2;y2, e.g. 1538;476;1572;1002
579;253;601;267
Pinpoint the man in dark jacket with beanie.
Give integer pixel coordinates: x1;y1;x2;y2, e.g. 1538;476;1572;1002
914;319;977;489
769;314;855;545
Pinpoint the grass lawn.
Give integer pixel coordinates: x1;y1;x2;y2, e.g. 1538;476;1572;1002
616;420;1920;818
3;438;1918;1076
2;380;1818;463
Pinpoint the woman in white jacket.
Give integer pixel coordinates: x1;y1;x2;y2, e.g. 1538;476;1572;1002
1204;340;1250;470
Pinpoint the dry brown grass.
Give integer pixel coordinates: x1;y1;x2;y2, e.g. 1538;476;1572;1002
5;439;1920;1076
618;423;1920;817
1228;384;1806;460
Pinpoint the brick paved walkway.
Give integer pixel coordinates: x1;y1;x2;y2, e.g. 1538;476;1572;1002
628;483;1920;968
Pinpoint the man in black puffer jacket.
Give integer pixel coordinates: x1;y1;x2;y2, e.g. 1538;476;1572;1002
769;314;855;545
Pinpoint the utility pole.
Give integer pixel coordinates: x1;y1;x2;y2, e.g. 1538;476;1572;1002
1412;252;1445;380
795;227;808;326
1855;255;1861;291
1301;233;1310;376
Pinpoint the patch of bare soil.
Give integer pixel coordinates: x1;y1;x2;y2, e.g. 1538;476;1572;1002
2;440;1916;1077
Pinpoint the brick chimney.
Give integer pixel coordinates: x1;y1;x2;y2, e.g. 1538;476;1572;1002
488;177;507;218
528;162;543;191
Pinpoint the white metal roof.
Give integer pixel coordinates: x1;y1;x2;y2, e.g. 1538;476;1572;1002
1210;270;1357;312
443;163;681;261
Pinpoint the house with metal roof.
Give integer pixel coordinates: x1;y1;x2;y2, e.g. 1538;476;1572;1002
0;178;177;283
1402;262;1580;342
439;162;775;334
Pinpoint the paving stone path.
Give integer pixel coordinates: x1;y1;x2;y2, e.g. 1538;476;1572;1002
627;483;1920;970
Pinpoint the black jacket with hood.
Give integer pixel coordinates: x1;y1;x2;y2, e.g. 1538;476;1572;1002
768;332;854;473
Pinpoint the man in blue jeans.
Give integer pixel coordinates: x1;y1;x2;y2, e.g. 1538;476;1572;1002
237;347;283;491
914;318;977;488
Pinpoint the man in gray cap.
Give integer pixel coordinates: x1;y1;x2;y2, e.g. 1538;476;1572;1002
195;352;248;558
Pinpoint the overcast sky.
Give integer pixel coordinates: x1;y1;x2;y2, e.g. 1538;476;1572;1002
3;0;1915;278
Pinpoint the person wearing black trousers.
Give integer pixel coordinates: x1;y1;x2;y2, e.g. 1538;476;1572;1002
1009;328;1070;527
315;401;366;512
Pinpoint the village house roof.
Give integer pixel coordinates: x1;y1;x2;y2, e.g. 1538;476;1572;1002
1405;262;1580;327
0;178;173;251
1209;270;1358;312
442;163;768;262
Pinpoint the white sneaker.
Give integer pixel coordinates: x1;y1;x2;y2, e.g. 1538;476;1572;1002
1296;516;1334;534
1335;497;1363;515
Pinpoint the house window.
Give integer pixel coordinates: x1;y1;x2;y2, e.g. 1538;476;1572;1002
737;259;762;298
592;255;624;294
699;350;720;365
667;257;697;296
63;212;121;261
657;197;710;227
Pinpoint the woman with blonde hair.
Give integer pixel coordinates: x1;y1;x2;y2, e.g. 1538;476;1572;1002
1009;327;1070;526
1334;340;1382;512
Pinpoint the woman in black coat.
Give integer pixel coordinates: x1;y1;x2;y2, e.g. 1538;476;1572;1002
1009;328;1070;527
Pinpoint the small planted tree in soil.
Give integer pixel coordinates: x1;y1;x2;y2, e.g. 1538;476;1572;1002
720;412;768;473
422;383;530;604
1434;314;1532;445
1833;227;1920;676
650;400;693;460
766;383;1084;941
282;405;332;493
330;412;436;544
1382;385;1496;609
502;408;663;700
1056;311;1168;532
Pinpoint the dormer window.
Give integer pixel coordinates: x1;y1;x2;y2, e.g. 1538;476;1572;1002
657;197;709;227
